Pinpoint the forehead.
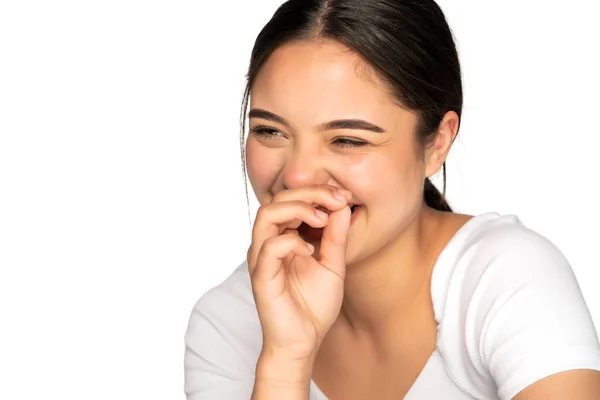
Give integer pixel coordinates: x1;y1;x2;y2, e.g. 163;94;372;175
250;40;408;125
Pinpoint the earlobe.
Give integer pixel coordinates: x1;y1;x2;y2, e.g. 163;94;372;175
425;111;459;177
424;154;443;178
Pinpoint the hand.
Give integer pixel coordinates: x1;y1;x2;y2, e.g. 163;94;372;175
248;184;352;364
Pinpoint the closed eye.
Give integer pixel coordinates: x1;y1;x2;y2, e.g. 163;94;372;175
333;137;368;148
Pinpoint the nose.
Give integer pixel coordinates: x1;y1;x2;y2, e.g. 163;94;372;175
281;145;329;189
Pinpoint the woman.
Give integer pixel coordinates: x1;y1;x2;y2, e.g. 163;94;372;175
184;0;600;398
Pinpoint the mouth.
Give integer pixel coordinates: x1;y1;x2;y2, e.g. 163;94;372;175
298;204;362;243
314;203;360;214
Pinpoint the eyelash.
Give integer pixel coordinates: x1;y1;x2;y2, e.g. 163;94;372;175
249;126;368;148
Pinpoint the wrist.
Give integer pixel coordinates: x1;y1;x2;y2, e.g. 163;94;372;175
252;352;313;400
255;349;315;386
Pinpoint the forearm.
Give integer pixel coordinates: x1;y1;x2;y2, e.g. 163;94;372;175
251;352;314;400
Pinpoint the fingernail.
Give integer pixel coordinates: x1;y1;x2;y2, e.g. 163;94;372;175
315;209;328;221
306;242;314;253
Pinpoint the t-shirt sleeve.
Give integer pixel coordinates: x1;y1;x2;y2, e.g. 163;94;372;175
184;286;258;400
470;229;600;399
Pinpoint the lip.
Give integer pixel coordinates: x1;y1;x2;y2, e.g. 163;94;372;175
350;205;362;224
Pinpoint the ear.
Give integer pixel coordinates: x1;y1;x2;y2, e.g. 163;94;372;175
424;111;460;177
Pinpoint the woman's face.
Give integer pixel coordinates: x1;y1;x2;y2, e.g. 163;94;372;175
246;40;444;264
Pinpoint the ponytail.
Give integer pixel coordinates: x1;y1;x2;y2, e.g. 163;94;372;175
423;164;452;212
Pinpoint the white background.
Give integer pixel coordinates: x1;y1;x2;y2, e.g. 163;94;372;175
1;1;599;399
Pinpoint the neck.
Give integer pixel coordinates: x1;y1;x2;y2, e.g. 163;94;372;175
339;206;446;341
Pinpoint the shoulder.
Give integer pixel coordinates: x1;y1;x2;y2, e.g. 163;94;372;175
433;213;600;400
184;260;262;398
432;212;575;315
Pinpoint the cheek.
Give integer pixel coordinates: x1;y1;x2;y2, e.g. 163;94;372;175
341;157;383;196
246;139;282;200
338;151;423;203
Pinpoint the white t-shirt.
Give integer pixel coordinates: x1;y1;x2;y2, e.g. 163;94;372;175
184;212;600;399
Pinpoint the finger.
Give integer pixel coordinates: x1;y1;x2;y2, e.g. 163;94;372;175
249;201;327;274
318;204;351;279
249;185;354;275
272;184;352;212
282;229;300;268
252;234;314;284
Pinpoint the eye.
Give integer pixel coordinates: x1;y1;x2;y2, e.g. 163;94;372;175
333;137;368;148
250;125;284;140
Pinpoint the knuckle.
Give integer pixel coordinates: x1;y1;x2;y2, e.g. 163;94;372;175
260;236;279;254
262;234;298;254
282;228;299;236
272;190;287;203
255;205;268;219
292;200;311;210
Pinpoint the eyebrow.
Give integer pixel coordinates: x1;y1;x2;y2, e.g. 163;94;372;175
248;108;385;133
